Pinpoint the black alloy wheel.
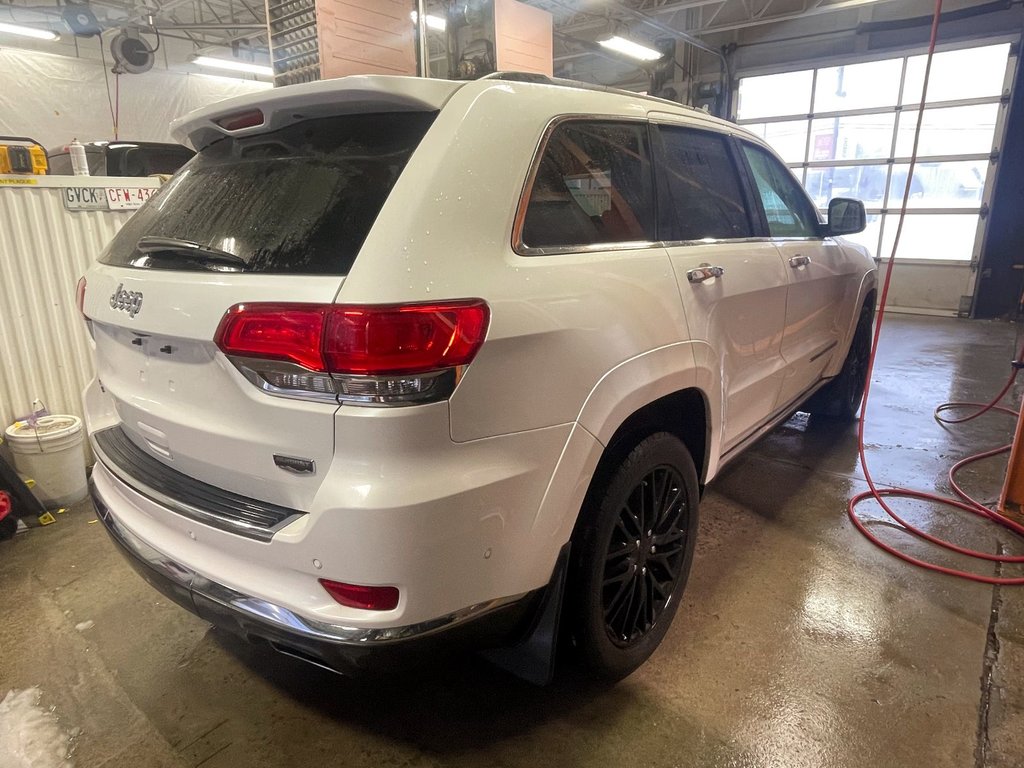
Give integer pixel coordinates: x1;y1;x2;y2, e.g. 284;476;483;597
603;465;688;647
569;432;699;680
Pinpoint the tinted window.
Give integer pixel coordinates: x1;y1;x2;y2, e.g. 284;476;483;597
521;121;654;250
47;153;72;175
657;127;753;240
742;143;821;238
47;150;105;175
110;145;195;176
100;112;435;274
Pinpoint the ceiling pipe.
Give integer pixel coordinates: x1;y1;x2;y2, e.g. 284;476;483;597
415;0;429;77
156;22;266;29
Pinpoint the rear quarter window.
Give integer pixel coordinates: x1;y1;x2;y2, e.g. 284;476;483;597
519;120;655;251
100;111;436;275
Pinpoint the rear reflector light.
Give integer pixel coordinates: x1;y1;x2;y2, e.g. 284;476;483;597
319;579;399;611
215;300;489;405
215;109;265;131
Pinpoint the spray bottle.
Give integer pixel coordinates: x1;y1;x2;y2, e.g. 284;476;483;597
69;139;89;176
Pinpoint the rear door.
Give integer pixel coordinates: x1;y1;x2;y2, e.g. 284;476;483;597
653;122;790;451
83;111;436;510
738;141;856;411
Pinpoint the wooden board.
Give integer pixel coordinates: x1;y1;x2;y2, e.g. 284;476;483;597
494;0;553;77
316;0;416;79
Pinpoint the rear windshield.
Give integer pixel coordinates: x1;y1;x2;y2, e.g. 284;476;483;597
100;112;435;275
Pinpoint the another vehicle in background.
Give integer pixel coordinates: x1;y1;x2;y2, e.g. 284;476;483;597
47;141;194;177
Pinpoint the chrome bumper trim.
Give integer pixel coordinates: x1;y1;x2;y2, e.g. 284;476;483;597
90;468;525;646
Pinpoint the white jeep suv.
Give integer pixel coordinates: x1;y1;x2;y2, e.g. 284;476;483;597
80;73;876;682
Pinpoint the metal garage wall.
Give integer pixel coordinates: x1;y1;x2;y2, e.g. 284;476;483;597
0;176;159;431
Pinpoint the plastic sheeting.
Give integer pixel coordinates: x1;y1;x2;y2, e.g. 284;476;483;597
0;47;270;149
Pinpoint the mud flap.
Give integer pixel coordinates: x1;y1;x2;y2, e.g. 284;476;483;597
479;542;570;686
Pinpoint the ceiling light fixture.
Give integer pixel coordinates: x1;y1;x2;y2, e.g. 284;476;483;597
598;36;663;62
0;21;59;41
410;11;447;31
193;55;273;77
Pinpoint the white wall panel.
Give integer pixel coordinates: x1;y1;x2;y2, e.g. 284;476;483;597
0;177;158;430
0;47;270;149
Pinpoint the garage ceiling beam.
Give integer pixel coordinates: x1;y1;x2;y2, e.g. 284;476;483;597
698;0;899;34
597;0;724;56
554;0;899;35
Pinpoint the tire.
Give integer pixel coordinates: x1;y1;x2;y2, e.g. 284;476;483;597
568;432;700;681
806;303;874;420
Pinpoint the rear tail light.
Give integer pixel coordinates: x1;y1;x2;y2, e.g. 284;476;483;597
319;579;399;611
76;276;94;339
215;300;489;406
76;276;87;317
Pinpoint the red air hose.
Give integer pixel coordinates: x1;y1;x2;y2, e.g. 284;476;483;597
849;0;1024;584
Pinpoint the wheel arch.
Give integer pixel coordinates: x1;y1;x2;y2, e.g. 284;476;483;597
598;388;710;488
574;342;719;486
823;272;878;379
525;343;719;592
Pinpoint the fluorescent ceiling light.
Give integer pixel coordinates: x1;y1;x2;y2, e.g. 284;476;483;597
410;11;446;31
0;21;59;41
598;36;663;62
193;56;273;77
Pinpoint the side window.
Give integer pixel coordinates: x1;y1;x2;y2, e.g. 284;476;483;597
657;126;753;241
741;144;821;238
521;121;655;250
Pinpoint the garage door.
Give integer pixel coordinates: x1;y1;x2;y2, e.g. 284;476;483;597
736;42;1015;315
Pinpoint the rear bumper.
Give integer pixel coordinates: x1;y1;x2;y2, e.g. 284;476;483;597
91;476;536;673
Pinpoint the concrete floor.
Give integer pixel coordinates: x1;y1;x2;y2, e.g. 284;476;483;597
2;314;1024;768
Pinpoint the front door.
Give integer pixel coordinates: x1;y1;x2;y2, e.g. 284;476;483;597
739;142;855;412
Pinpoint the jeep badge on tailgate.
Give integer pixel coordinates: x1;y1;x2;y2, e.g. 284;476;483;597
110;283;143;318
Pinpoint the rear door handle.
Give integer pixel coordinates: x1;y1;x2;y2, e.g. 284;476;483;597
789;255;810;268
687;264;725;283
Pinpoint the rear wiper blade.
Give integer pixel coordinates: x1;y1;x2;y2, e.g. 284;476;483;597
135;236;248;271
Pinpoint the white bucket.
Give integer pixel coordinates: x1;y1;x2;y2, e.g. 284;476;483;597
4;415;88;508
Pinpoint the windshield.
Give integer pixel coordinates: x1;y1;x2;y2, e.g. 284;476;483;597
100;111;436;275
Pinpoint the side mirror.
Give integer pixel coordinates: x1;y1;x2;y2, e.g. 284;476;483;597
827;197;866;236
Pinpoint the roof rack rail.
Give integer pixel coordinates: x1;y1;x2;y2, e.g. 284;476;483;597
478;71;704;114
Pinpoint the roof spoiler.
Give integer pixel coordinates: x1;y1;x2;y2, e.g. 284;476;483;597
171;75;463;151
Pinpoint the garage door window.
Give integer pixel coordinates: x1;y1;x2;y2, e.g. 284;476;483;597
520;121;655;251
737;42;1012;262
